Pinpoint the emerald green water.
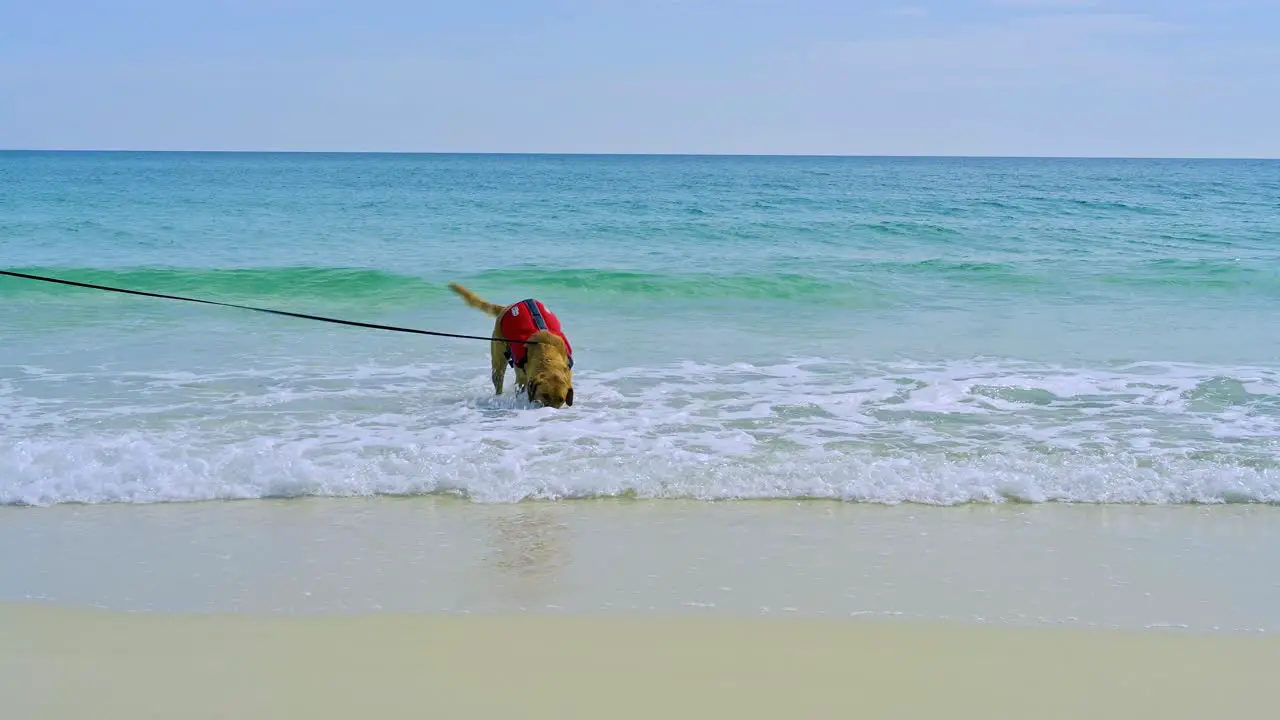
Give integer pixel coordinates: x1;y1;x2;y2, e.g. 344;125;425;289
3;152;1278;505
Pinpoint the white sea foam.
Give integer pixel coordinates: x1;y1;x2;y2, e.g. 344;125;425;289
2;357;1279;506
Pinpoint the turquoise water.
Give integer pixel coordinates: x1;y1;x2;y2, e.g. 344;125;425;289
2;151;1279;505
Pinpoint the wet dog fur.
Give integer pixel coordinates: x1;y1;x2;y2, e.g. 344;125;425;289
448;283;574;408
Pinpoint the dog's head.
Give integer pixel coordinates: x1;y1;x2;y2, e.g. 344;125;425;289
524;331;574;409
527;370;573;408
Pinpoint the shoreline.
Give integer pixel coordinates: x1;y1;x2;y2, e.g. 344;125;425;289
4;497;1277;632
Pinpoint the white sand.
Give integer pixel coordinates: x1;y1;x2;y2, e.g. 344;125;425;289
5;499;1278;717
3;499;1278;631
4;602;1277;720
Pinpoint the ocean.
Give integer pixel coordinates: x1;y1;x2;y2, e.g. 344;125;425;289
3;151;1279;507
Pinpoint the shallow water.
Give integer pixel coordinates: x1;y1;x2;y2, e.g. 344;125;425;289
3;152;1279;505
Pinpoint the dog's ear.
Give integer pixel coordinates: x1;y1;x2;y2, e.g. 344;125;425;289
565;387;573;406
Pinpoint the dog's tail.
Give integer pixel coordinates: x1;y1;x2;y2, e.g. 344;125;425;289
448;283;506;317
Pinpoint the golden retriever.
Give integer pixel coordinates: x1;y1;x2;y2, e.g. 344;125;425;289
448;283;575;408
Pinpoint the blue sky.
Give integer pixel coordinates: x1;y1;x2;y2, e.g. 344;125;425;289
1;0;1277;156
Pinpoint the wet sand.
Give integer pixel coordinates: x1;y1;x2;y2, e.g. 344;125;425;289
4;498;1278;718
3;498;1277;631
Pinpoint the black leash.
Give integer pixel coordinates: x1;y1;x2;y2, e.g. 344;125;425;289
0;269;538;345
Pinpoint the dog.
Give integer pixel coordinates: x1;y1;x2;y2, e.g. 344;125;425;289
448;283;575;408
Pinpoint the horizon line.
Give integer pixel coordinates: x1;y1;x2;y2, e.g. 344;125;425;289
1;148;1277;161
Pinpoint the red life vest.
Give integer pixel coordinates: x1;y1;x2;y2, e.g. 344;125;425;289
499;299;573;369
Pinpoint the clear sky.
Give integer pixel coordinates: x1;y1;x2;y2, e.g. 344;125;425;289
2;1;1277;157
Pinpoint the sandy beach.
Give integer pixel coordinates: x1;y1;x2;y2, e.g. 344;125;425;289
3;499;1279;718
5;601;1278;719
4;498;1278;629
